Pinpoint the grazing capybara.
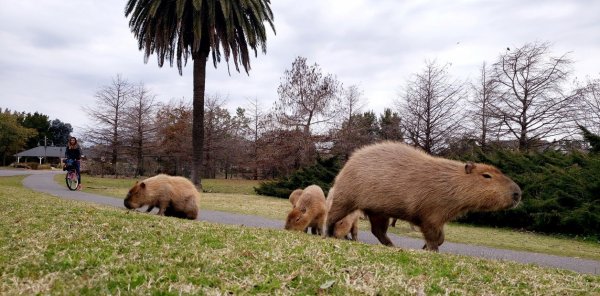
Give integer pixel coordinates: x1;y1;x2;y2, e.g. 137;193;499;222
124;174;200;220
284;185;327;235
326;187;360;240
326;141;521;251
288;188;304;208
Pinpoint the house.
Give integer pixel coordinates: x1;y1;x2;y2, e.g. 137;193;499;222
14;146;67;165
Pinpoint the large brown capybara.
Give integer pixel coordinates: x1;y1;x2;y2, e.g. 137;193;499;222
284;185;328;235
326;141;522;251
288;188;304;208
326;187;360;240
124;174;200;220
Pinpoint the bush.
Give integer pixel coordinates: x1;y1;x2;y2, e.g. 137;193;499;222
254;157;341;199
458;149;600;238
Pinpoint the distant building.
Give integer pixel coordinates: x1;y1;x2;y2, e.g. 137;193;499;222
14;146;66;165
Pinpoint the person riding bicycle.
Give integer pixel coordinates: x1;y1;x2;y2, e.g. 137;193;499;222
65;136;82;190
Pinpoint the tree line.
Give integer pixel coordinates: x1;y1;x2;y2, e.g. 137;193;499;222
82;41;599;180
0;109;73;166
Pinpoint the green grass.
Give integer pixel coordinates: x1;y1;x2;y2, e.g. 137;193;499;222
1;176;599;295
60;175;260;197
54;175;600;261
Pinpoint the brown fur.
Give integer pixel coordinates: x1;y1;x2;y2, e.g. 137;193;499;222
124;174;200;220
326;141;521;251
284;185;327;235
326;187;360;240
289;189;304;208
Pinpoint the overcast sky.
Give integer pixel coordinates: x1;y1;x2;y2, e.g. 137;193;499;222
1;0;599;137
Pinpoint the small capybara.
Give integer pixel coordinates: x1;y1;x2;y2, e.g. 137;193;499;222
288;188;304;208
326;141;521;251
284;185;328;235
124;174;200;220
390;218;418;231
326;187;360;240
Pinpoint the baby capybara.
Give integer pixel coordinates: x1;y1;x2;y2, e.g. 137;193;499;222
124;174;200;220
326;187;360;240
284;185;327;235
326;141;521;251
288;188;304;208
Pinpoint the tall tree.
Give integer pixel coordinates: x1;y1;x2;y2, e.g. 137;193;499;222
275;56;342;166
154;99;193;175
245;97;266;180
123;83;158;177
0;112;36;165
580;77;600;134
492;42;580;151
21;112;50;149
379;108;403;141
332;111;379;160
84;74;133;176
48;119;73;147
397;60;465;154
468;62;501;150
125;0;275;187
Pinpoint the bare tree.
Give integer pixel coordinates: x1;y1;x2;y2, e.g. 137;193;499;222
468;62;502;150
396;60;465;154
245;97;267;180
331;84;366;159
154;99;193;175
580;77;600;134
84;74;133;176
275;56;342;166
122;83;158;177
491;42;580;151
203;95;232;178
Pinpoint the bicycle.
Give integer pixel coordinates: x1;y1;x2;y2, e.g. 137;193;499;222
64;159;79;191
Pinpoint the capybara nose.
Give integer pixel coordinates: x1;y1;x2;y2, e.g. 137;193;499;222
512;192;520;202
124;199;132;209
511;190;522;207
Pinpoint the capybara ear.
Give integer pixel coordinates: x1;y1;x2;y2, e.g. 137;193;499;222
465;162;476;174
140;182;146;189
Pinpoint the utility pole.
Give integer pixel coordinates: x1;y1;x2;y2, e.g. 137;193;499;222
44;135;47;164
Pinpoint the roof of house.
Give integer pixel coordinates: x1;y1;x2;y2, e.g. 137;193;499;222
15;146;67;158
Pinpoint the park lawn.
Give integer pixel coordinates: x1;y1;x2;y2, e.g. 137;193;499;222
55;175;600;261
1;175;598;295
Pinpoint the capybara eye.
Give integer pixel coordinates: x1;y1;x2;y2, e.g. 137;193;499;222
482;173;492;179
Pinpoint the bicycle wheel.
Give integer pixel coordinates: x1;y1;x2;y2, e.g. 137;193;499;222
65;171;79;191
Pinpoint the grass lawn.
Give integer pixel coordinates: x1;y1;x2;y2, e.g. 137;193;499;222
1;175;599;295
55;175;600;261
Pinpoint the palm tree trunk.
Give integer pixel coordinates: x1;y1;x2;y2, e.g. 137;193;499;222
191;53;207;188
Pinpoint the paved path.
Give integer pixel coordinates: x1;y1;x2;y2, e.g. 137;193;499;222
6;170;599;275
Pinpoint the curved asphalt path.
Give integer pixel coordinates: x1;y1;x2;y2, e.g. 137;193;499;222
6;169;599;275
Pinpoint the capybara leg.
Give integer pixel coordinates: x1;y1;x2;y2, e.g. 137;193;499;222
310;227;317;235
390;218;397;227
369;214;393;246
156;201;169;216
421;226;444;252
350;223;358;241
146;205;154;213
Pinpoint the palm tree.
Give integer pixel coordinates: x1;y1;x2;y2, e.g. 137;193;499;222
125;0;275;186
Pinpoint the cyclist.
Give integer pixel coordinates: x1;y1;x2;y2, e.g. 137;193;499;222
65;136;82;190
